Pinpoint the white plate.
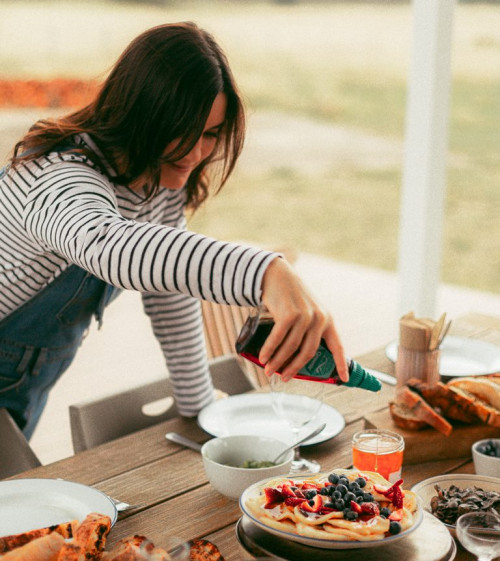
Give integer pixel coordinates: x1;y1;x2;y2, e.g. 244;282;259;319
240;474;424;549
411;473;500;537
198;393;344;445
385;336;500;377
0;479;118;536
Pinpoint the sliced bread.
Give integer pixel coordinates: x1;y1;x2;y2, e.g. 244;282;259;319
389;401;429;431
393;386;453;436
448;376;500;410
407;378;500;427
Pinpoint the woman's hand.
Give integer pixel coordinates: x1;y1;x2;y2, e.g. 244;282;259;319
260;257;348;382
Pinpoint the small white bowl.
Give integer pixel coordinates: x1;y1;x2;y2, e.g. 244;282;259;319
201;435;293;500
411;474;500;537
472;438;500;478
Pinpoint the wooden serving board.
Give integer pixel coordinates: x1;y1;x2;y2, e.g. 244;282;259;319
364;409;500;464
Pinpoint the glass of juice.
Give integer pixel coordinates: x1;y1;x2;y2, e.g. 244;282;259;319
352;429;404;483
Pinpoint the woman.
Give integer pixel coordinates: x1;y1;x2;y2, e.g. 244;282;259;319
0;22;347;439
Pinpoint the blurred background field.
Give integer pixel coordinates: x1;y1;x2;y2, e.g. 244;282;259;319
0;0;498;295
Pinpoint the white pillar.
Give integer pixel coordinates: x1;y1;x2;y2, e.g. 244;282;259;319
398;0;456;318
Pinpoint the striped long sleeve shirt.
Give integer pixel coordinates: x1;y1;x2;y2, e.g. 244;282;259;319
0;133;278;415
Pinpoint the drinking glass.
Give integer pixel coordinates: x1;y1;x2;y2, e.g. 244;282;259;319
269;373;323;473
456;512;500;561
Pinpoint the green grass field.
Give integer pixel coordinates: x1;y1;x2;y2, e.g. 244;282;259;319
1;0;498;294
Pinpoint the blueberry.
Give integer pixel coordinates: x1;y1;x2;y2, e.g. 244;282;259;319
334;499;345;510
349;481;360;491
324;501;335;509
344;492;356;503
389;521;401;535
332;490;342;500
336;484;348;496
320;487;330;496
305;490;317;500
380;507;391;518
328;473;340;484
355;489;365;497
344;510;358;521
362;492;374;502
355;477;367;488
339;477;350;487
308;499;315;506
356;496;364;504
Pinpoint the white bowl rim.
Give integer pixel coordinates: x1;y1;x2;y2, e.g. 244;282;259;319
472;438;500;453
201;434;294;470
411;473;500;530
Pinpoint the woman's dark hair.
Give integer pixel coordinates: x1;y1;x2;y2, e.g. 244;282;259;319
11;22;245;209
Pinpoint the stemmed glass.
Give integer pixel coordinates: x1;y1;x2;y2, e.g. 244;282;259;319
269;373;324;473
456;512;500;561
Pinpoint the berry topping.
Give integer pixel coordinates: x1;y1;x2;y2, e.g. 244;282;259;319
356;477;367;488
336;484;348;496
380;507;391;518
389;521;402;535
328;473;340;484
301;494;323;513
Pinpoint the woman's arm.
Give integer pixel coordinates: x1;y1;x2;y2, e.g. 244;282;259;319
259;257;348;383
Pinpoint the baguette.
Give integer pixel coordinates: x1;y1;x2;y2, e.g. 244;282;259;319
393;386;453;436
448;376;500;410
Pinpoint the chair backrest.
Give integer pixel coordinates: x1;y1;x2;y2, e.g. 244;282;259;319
0;408;41;479
69;355;254;453
201;300;269;388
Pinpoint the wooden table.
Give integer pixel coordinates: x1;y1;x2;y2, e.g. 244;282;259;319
10;313;500;560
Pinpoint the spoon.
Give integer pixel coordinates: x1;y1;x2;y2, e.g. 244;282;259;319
165;432;203;452
272;422;327;464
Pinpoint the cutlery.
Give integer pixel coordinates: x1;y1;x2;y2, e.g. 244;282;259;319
109;497;144;512
165;432;203;452
365;368;397;386
272;422;327;464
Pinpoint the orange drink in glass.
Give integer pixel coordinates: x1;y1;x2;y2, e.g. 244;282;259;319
352;429;404;483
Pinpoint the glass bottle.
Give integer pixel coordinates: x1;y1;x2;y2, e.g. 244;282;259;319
235;309;381;392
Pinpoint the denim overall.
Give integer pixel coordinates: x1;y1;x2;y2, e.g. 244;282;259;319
0;265;118;439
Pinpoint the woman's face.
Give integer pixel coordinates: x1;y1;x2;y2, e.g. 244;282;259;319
159;92;227;190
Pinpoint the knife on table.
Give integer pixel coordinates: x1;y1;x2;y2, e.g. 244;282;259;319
365;368;397;386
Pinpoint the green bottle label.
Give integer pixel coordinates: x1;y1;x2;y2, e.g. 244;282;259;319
299;346;336;379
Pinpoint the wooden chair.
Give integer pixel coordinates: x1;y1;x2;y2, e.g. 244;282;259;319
201;300;269;388
69;355;253;453
0;408;41;479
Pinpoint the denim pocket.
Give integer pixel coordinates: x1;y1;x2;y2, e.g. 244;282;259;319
56;273;106;326
0;341;33;393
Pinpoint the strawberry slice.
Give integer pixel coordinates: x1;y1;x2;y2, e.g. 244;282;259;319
300;495;323;513
284;496;305;507
280;483;297;497
388;509;403;521
350;500;362;514
360;502;380;517
301;483;320;490
264;487;285;509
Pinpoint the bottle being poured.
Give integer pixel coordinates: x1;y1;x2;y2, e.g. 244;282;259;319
236;308;382;392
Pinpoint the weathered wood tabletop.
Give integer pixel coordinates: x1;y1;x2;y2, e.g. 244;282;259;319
11;313;500;560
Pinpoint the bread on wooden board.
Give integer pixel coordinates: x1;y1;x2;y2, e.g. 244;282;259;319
390;386;453;436
388;401;429;431
447;376;500;410
407;377;500;428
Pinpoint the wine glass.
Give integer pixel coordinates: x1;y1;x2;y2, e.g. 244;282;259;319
269;373;324;473
456;512;500;561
